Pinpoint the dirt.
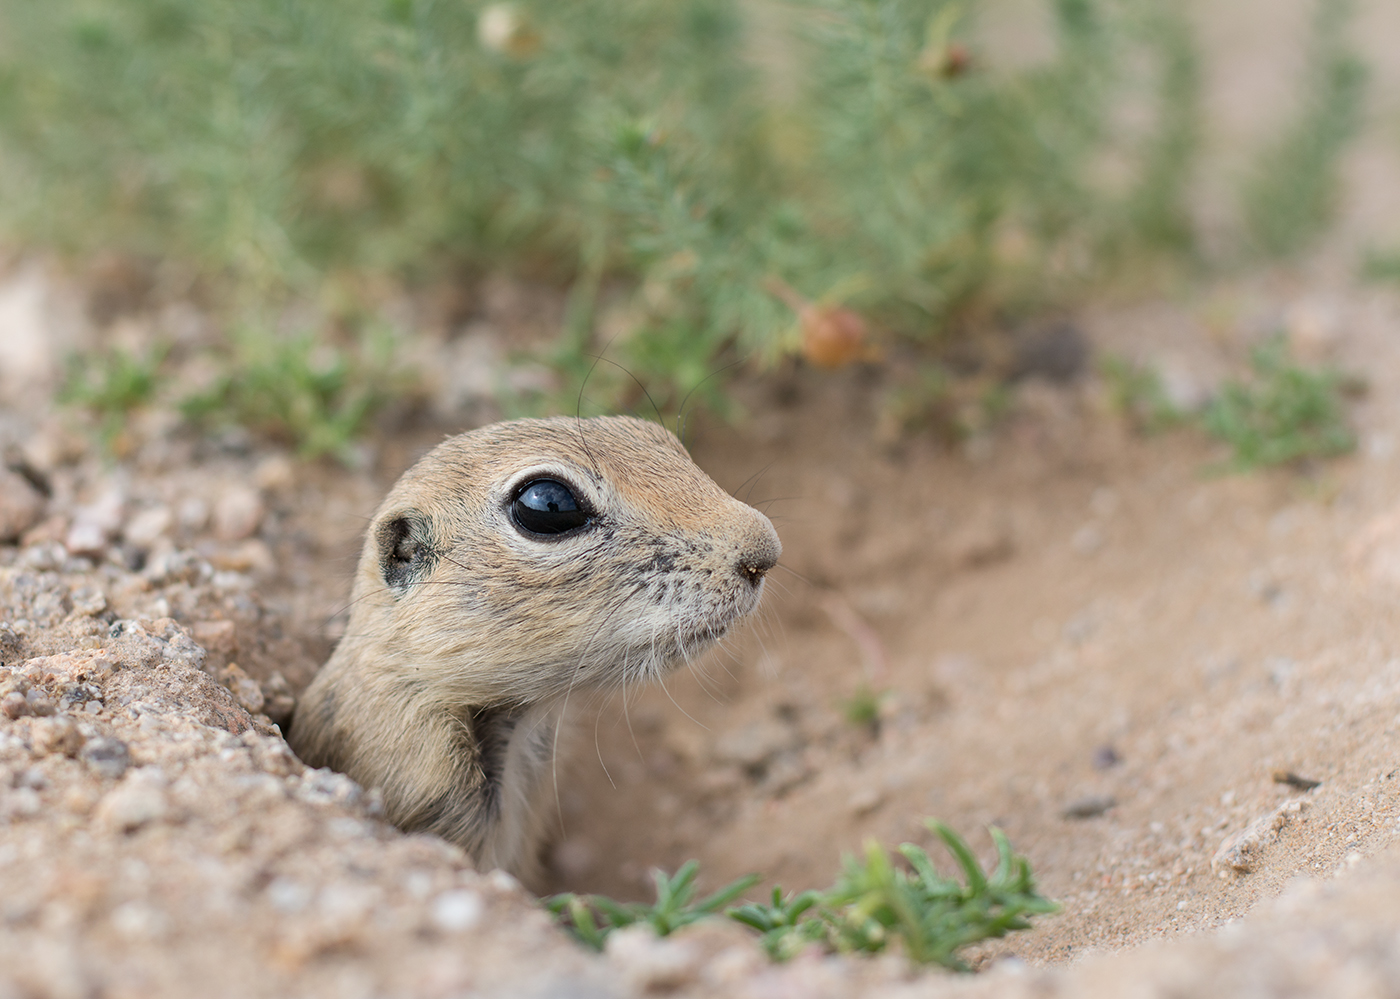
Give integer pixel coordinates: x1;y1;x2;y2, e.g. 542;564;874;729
5;257;1400;997
556;277;1400;972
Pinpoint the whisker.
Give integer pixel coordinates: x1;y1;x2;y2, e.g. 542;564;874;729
585;353;665;429
676;355;747;446
732;459;778;505
773;562;816;587
656;671;709;732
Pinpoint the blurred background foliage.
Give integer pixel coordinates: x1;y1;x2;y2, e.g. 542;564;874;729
0;0;1370;435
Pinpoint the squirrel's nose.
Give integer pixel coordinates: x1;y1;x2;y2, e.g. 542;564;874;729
736;518;781;586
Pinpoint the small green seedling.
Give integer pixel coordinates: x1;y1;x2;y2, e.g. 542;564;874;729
728;821;1058;970
59;342;169;449
547;861;759;951
1202;337;1354;470
728;887;828;960
548;820;1057;971
840;683;885;731
826;822;1058;969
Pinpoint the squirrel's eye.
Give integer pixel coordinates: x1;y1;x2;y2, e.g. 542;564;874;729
511;479;590;536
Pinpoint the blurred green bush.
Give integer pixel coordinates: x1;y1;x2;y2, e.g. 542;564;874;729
0;0;1364;416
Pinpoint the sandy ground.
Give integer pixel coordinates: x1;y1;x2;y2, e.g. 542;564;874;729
5;260;1400;996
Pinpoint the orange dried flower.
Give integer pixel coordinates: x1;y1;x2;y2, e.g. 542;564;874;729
800;304;870;369
764;276;873;369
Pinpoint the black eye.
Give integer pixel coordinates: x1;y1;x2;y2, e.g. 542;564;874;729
511;479;591;536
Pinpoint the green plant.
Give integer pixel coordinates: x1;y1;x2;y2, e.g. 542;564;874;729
548;820;1057;970
1202;338;1355;470
732;821;1058;970
1241;0;1367;259
180;328;407;461
58;342;168;447
840;682;886;731
547;861;759;951
0;0;1216;414
727;887;830;960
1361;248;1400;284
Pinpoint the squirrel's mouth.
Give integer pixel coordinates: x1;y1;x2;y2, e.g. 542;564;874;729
673;620;732;653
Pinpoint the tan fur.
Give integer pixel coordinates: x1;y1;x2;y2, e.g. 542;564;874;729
289;416;780;881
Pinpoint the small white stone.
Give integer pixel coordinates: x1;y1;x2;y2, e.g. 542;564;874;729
212;486;263;542
111;901;171;940
486;869;521;893
266;877;312;914
403;871;434;900
123;505;173;549
0;468;44;542
96;771;170;832
66;488;126;556
176;496;209;532
431;890;485;932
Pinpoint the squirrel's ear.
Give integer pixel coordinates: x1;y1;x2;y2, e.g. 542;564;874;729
376;510;437;595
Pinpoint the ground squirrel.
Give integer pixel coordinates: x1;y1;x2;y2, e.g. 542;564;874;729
289;416;780;880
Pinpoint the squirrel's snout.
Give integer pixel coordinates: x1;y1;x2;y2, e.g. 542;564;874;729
735;518;781;587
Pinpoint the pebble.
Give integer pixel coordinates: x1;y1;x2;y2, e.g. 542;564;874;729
143;548;210;586
176;496;209;533
1;691;29;719
430;890;485;932
191;620;237;656
266;877;313;914
1063;794;1116;819
605;925;703;993
486;869;521;894
31;715;85;757
219;664;264;714
1092;745;1121;770
0;468;45;542
96;770;170;832
80;736;132;779
69;586;107;617
122;505;173;550
1212;798;1309;876
16;767;48;790
295;768;364;806
213;486;264;542
253;454;295;493
66;488;126;557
